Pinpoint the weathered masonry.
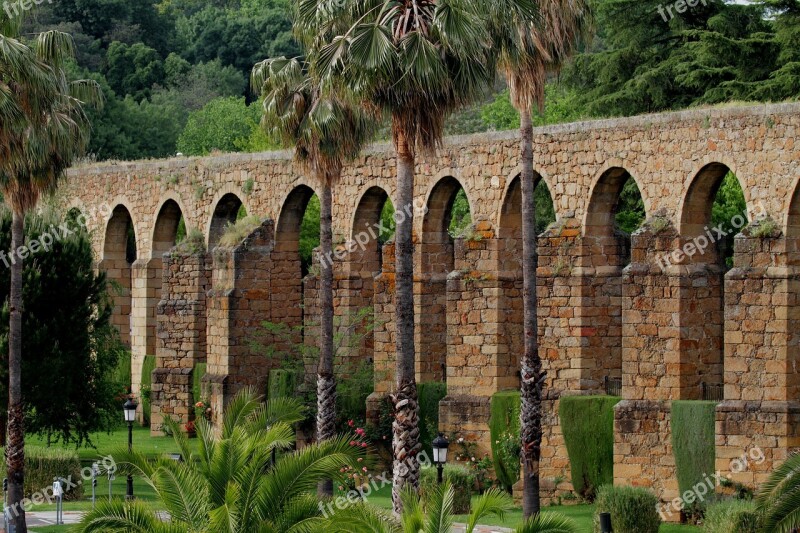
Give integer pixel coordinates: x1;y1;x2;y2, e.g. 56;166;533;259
59;103;800;510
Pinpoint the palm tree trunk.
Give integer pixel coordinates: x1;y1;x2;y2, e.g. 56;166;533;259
317;176;336;498
519;109;542;519
392;128;421;514
8;209;27;533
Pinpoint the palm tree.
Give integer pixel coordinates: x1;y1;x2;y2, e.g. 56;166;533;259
296;0;535;512
490;0;591;517
756;452;800;532
252;42;375;497
316;482;579;532
74;389;364;533
1;12;102;532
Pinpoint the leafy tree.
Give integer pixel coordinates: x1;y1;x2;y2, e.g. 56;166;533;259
0;12;103;532
0;209;124;447
615;178;646;235
300;195;320;274
74;389;362;533
481;84;587;131
176;96;262;155
104;41;165;101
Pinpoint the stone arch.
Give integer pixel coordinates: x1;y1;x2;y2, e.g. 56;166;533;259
584;167;647;238
207;193;245;248
679;162;746;240
101;204;137;346
786;177;800;241
276;184;318;254
418;175;472;383
152;198;185;257
351;185;393;275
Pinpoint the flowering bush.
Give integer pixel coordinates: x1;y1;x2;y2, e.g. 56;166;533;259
185;420;196;435
338;421;371;494
194;400;212;422
453;435;494;492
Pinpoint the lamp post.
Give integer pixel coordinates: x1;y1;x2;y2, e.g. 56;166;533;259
123;398;137;500
432;433;449;485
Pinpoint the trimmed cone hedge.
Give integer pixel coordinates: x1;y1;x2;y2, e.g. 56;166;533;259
671;400;716;513
489;390;521;491
418;382;447;457
559;395;620;500
140;355;156;426
192;362;207;404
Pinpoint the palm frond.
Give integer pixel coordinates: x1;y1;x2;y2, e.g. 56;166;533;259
514;513;581;533
423;482;455;533
72;500;183;533
466;488;514;533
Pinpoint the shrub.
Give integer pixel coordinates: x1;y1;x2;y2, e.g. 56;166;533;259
337;360;374;430
671;401;716;516
140;355;156;426
559;395;620;500
489;390;521;491
218;215;262;247
418;382;447;457
593;485;661;533
420;465;474;514
0;447;83;501
703;499;759;533
267;369;297;401
192;362;207;405
113;350;132;395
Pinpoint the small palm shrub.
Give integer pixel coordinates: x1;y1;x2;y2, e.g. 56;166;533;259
593;485;661;533
420;465;474;514
756;452;800;532
74;389;361;532
703;499;759;533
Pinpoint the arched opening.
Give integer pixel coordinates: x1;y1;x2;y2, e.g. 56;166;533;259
153;200;183;257
273;185;319;340
584;168;646;394
680;164;747;400
102;205;137;346
352;186;396;274
497;175;556;389
419;177;472;383
208;193;246;248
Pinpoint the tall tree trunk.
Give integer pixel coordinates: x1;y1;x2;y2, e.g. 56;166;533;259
317;176;336;498
8;209;27;533
391;129;421;514
519;109;542;519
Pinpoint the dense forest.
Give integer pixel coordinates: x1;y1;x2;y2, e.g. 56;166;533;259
16;0;800;161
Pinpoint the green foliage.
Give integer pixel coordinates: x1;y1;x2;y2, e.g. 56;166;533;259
615;178;646;234
74;389;358;533
671;400;717;515
756;452;800;532
177;97;264;156
535;180;557;234
113;349;133;396
515;513;581;533
267;369;297;401
104;41;165;101
481;85;587;131
0;209;124;446
191;362;206;406
559;396;621;501
300;194;321;274
140;355;157;426
379;199;396;244
218;215;263;247
448;188;473;238
417;382;448;458
703;499;759;533
489;390;521;492
337;360;375;429
593;485;661;533
712;173;748;268
420;465;475;514
0;446;83;501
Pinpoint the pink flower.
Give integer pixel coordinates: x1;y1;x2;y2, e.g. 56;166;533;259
348;420;355;427
350;441;356;446
362;467;368;472
361;442;368;448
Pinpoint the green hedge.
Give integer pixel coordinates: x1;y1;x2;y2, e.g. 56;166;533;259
559;395;620;500
267;369;297;401
418;382;447;457
671;400;716;513
420;464;474;514
703;499;759;533
0;446;83;501
140;355;156;426
192;362;207;405
594;485;661;533
489;390;521;492
113;350;132;394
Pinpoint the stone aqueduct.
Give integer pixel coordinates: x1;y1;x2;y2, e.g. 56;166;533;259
58;102;800;507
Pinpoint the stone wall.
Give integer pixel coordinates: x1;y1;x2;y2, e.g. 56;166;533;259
57;102;800;511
